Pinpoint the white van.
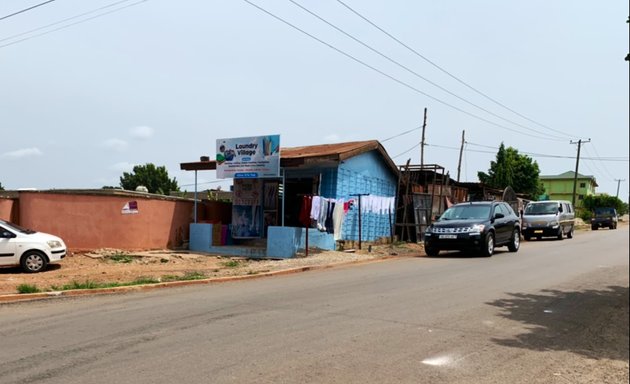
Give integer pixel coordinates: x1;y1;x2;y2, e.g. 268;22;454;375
0;219;67;273
521;200;575;241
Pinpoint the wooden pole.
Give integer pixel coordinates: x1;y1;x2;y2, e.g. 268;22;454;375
457;130;465;182
420;107;427;167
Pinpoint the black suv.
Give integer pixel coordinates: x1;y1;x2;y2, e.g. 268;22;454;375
424;201;521;257
591;207;618;230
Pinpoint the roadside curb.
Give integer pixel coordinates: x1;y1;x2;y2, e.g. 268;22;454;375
0;254;413;304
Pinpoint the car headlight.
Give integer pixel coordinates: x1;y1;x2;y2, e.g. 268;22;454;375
549;221;558;227
47;240;62;248
470;224;485;233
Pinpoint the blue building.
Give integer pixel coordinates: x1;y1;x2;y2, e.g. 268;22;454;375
181;140;400;257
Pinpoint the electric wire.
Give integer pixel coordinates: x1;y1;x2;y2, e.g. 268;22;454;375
242;0;562;142
0;0;138;44
0;0;56;21
587;143;617;180
381;126;421;143
289;0;567;141
335;0;577;140
0;0;147;49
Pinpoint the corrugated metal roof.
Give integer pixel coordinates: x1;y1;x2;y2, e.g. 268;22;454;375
180;140;399;176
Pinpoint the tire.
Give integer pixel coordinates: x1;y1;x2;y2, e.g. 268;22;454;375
567;225;574;239
20;251;48;273
424;246;439;257
591;225;598;231
557;227;564;240
508;229;520;252
523;234;531;241
481;232;495;257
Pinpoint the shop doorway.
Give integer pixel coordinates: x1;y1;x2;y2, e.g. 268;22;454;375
283;177;319;227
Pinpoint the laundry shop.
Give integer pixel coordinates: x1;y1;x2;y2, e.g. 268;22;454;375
180;135;399;258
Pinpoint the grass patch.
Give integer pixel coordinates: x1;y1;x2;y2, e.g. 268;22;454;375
48;277;160;291
161;271;207;282
108;252;135;263
17;284;41;294
221;260;241;268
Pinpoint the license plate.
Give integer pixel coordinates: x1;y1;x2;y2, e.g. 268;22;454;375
534;230;543;234
439;234;457;239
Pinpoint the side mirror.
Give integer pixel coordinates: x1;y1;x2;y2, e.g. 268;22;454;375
494;212;505;219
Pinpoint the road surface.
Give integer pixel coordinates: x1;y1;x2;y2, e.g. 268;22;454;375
1;228;628;383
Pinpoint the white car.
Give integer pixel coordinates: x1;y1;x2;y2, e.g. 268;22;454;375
0;219;67;273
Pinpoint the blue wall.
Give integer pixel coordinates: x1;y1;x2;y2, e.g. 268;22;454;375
336;151;397;241
275;150;397;244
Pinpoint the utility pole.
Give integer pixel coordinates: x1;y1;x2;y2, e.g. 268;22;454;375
570;139;591;208
457;130;465;182
615;178;625;199
420;107;427;167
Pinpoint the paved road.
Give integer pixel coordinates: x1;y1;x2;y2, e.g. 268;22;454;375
1;229;628;383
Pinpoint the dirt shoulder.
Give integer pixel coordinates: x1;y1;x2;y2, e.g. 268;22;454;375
0;243;424;297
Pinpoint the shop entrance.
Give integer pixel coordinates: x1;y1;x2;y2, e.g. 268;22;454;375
283;177;319;227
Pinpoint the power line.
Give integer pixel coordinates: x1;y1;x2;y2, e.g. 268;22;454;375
381;126;420;143
242;0;562;142
0;0;56;21
288;0;568;141
0;0;137;44
335;0;577;140
0;0;147;49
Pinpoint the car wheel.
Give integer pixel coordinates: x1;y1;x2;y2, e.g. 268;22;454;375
567;225;574;239
424;246;439;257
508;229;520;252
481;232;494;257
613;223;618;229
591;225;598;231
523;234;531;241
557;227;564;240
20;251;48;273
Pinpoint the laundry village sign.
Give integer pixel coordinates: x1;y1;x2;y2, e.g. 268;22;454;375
215;135;280;179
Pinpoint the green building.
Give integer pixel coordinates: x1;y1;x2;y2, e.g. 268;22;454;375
540;171;598;208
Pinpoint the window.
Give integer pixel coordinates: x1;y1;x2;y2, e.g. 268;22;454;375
578;195;584;200
579;182;586;188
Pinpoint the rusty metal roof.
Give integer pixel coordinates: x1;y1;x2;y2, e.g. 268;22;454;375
180;140;399;176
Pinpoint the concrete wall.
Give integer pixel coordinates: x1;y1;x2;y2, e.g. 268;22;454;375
0;197;18;223
541;178;597;208
266;226;334;258
18;191;194;250
336;151;397;241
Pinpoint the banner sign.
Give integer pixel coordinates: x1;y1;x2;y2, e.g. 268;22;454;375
216;135;280;179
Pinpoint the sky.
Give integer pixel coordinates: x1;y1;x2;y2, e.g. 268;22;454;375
1;0;628;199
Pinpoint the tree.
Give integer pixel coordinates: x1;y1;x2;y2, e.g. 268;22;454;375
0;182;4;191
478;143;544;199
581;194;628;218
119;163;179;195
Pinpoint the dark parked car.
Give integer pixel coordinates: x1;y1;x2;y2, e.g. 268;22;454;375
423;201;520;257
591;207;618;230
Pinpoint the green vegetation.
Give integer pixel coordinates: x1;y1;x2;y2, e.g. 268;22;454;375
221;260;241;268
161;271;207;282
48;277;159;291
578;194;628;220
478;143;544;199
119;163;179;195
108;252;135;263
17;284;41;294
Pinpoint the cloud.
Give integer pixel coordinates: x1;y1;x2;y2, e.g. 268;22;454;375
109;162;136;172
130;126;155;139
101;138;128;152
2;147;43;159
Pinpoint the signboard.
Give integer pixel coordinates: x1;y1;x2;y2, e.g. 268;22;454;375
232;179;262;238
216;135;280;179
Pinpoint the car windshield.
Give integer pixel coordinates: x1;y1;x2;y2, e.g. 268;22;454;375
439;205;491;220
0;220;36;234
594;208;615;216
524;202;558;215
